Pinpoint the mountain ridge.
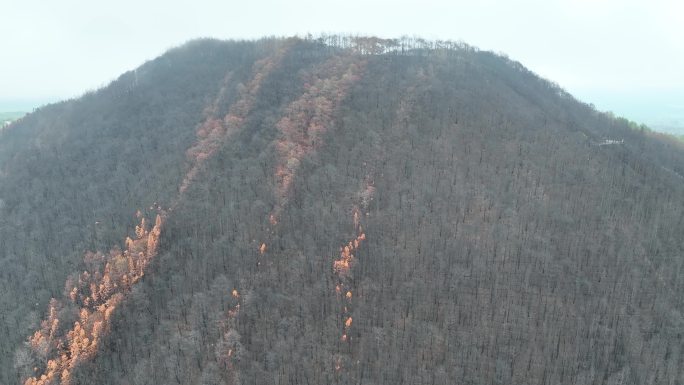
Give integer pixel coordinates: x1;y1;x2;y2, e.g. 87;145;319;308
1;36;684;385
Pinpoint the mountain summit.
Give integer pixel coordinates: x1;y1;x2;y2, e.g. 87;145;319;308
1;36;683;385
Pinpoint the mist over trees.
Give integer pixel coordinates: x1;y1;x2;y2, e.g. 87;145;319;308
1;36;684;385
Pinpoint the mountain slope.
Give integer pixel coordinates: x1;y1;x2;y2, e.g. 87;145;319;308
2;36;684;385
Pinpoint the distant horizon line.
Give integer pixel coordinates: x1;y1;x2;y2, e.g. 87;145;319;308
2;86;683;135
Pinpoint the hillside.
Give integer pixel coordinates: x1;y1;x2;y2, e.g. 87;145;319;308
1;36;684;385
0;111;26;127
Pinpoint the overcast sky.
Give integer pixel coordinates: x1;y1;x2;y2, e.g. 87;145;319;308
1;0;682;127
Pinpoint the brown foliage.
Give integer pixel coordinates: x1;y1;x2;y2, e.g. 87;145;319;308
24;215;163;385
179;44;292;196
270;54;366;222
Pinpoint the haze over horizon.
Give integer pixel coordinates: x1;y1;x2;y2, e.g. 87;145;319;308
2;0;682;132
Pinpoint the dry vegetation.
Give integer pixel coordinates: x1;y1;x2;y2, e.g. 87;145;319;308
0;36;683;384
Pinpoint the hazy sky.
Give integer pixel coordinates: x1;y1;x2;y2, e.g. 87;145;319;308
1;0;683;127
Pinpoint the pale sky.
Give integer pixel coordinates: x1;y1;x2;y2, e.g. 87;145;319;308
1;0;683;129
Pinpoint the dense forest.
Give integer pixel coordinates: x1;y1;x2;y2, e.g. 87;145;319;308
1;36;684;385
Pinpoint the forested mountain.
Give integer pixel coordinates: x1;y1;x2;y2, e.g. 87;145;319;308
0;112;25;127
2;36;684;385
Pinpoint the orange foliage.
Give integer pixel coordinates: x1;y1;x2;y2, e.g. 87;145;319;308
332;212;370;350
146;214;162;257
180;44;292;196
25;214;164;385
270;55;366;223
135;218;146;239
215;289;242;380
332;185;375;354
332;231;366;276
23;43;301;385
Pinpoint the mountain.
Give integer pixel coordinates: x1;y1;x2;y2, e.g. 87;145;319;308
1;36;684;385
